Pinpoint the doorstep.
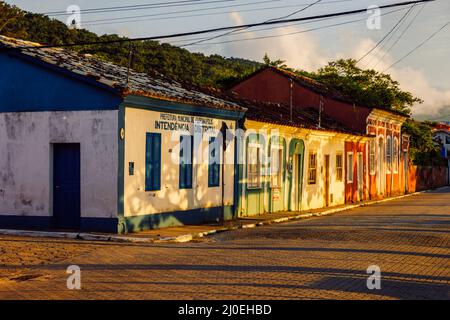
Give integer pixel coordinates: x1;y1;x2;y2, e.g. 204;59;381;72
0;188;439;243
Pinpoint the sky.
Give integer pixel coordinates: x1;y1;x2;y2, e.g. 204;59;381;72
5;0;450;120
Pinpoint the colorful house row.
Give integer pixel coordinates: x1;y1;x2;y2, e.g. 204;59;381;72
231;98;372;216
230;66;411;202
0;36;411;233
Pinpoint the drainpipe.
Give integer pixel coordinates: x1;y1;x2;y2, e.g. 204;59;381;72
289;78;293;123
318;95;323;128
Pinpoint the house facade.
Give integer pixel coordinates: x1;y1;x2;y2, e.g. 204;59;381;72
0;36;244;233
234;99;371;216
230;66;409;201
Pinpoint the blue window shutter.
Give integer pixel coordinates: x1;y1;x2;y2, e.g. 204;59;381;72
186;135;193;188
179;135;193;189
153;133;161;190
180;135;185;189
145;133;161;191
208;137;220;187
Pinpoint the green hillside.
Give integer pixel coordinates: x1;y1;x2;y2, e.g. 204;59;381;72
0;1;261;88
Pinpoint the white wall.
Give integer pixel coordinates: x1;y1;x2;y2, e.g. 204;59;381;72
302;135;345;210
123;107;235;217
0;111;118;218
240;120;346;215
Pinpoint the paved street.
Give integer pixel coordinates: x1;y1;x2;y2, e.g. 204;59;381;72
0;188;449;300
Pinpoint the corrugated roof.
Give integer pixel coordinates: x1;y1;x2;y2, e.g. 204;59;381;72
0;35;244;112
232;66;409;117
209;90;370;136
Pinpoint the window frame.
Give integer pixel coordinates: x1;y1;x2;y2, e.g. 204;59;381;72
393;136;399;173
347;152;354;183
270;146;283;189
336;153;343;182
386;135;392;173
145;132;162;192
308;152;317;185
179;134;193;189
208;136;220;187
247;143;262;190
369;139;376;175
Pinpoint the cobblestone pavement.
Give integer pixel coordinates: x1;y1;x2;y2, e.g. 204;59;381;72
0;188;449;300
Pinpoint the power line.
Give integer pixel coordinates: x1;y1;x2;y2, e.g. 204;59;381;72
372;2;427;69
180;0;325;47
83;2;336;26
364;2;418;67
42;0;236;16
180;6;409;46
82;0;352;26
82;0;279;25
3;0;434;51
169;14;337;44
356;3;416;64
384;20;450;71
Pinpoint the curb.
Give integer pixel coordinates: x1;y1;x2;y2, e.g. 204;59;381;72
0;187;446;243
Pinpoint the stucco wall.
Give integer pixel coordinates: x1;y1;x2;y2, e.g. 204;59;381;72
303;135;346;210
239;121;347;215
123;107;235;217
0;110;118;218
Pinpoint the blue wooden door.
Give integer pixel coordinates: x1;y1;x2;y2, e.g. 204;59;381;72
53;144;81;229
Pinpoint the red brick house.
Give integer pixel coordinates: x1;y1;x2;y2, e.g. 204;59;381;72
230;66;410;201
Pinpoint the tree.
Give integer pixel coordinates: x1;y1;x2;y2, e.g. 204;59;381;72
402;120;442;166
262;53;290;70
312;59;422;115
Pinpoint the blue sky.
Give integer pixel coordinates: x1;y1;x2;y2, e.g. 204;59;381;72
5;0;450;119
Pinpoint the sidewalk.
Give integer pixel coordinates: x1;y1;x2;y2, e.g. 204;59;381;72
0;189;441;243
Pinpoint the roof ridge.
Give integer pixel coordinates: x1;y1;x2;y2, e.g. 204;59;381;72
0;35;244;112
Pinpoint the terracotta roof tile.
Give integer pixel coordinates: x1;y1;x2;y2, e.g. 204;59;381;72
0;35;244;112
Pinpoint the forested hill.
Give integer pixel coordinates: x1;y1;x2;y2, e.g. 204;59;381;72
0;1;261;88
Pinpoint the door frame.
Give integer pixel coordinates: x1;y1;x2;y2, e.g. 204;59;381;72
357;152;364;201
51;143;81;230
324;154;330;207
287;138;304;211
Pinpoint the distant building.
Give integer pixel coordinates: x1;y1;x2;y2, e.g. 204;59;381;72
432;123;450;184
0;36;245;233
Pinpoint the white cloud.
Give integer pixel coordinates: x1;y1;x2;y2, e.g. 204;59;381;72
220;12;329;71
218;20;450;119
350;39;450;118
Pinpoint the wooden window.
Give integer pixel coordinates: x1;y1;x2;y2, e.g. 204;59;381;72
179;135;193;189
393;137;399;173
270;147;283;188
347;152;354;183
386;136;392;173
308;153;317;185
247;145;261;189
369;140;376;175
145;132;161;191
208;137;220;187
336;154;343;182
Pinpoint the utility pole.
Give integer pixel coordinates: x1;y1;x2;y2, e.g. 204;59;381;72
289;78;293;123
126;46;133;88
318;95;323;128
